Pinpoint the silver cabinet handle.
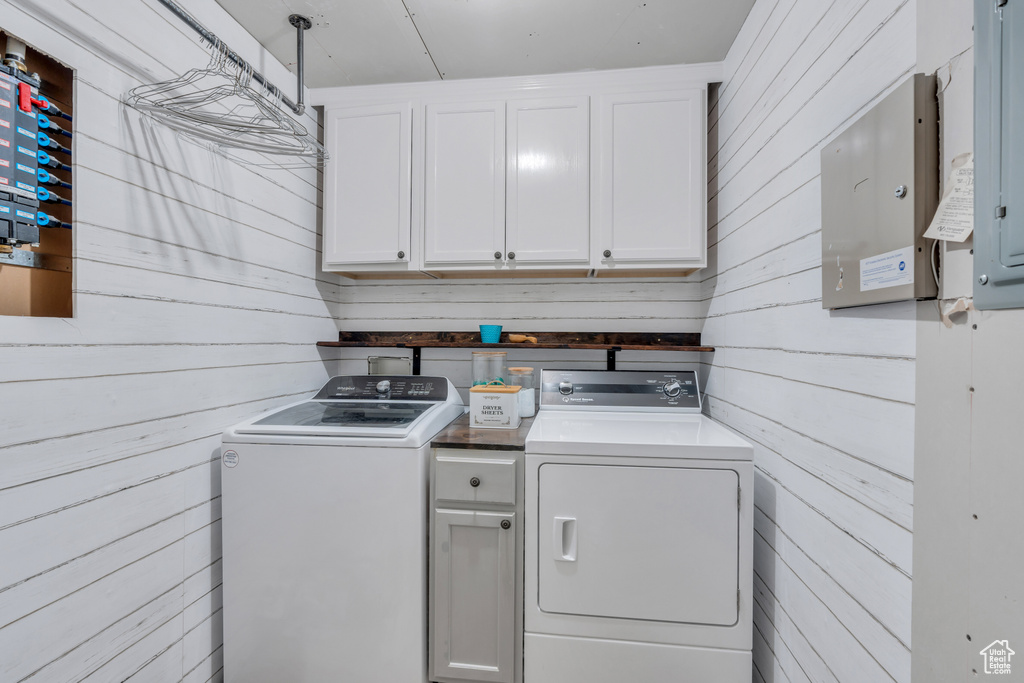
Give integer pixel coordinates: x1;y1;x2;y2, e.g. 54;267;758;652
494;251;502;259
603;249;612;258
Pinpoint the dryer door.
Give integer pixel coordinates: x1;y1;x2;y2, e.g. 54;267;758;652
538;464;739;626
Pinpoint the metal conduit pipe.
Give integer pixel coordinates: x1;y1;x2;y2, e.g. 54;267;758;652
154;0;310;116
289;13;312;116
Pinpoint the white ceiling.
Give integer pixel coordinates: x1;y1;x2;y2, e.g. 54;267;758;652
212;0;754;88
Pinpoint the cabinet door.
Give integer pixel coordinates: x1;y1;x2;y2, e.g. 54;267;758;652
506;97;590;264
433;509;516;683
424;102;506;266
323;103;412;267
594;90;706;265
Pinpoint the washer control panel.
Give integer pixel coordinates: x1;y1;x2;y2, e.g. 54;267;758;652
315;375;449;401
540;370;701;411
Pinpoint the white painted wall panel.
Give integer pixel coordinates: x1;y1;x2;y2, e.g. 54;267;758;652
0;2;335;682
705;2;916;681
329;276;706;402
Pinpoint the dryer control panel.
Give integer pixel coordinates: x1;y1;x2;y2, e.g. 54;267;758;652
540;370;701;412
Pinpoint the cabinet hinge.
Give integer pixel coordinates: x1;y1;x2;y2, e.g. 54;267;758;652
996;206;1007;219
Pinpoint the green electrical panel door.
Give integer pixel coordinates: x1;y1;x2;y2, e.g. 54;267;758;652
975;0;1024;308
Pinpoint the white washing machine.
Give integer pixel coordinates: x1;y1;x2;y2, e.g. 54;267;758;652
220;375;464;683
524;370;754;683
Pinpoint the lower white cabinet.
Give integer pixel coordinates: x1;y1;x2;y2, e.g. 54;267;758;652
430;450;524;683
432;510;516;682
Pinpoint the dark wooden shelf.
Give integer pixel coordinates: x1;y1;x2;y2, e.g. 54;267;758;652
317;331;714;373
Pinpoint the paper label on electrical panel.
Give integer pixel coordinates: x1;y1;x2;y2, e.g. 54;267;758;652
0;159;8;168
0;119;9;128
0;80;11;91
0;205;9;214
860;246;915;292
222;450;239;468
924;153;974;242
0;99;10;108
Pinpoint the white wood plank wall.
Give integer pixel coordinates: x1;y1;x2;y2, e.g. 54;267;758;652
0;1;339;681
704;1;917;681
333;278;706;401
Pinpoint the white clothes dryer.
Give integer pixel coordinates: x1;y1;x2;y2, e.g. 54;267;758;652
524;370;754;683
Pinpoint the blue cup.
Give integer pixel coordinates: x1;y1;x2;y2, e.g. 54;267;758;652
479;325;502;343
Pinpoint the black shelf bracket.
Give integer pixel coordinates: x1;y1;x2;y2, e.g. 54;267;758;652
606;347;621;371
395;343;422;375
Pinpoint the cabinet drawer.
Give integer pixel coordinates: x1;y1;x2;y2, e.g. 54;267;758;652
436;456;516;505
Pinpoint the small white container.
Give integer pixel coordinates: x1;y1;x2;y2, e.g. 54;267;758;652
469;384;522;429
508;367;536;417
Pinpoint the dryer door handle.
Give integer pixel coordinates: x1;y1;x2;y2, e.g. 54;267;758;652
553;517;577;562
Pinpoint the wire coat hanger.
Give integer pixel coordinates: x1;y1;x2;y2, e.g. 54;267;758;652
123;27;327;168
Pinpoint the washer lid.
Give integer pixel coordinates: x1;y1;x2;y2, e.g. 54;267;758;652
233;399;443;439
254;400;438;429
223;376;465;446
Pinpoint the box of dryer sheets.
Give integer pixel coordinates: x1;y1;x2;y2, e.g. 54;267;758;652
470;384;521;429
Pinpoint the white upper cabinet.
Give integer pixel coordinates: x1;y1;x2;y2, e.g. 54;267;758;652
313;63;719;278
593;89;706;270
322;103;413;270
424;101;506;267
506;97;590;265
423;96;590;271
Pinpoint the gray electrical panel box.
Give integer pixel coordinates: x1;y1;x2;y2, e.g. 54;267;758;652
975;0;1024;309
821;74;939;309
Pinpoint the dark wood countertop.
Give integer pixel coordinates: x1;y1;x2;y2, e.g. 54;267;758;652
431;414;535;451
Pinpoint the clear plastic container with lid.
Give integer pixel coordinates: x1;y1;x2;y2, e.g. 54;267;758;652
472;351;507;386
508;367;536;417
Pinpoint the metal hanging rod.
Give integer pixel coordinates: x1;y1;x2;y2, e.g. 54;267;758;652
154;0;310;116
